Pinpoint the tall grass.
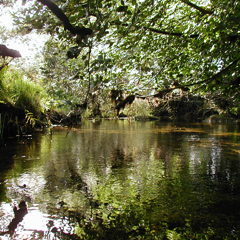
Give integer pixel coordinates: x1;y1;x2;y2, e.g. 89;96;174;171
0;68;48;134
0;66;13;104
0;67;48;128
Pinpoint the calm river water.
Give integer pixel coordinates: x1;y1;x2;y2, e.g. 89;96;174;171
0;120;240;239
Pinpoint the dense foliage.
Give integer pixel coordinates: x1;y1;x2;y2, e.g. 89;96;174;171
1;0;238;112
1;0;240;116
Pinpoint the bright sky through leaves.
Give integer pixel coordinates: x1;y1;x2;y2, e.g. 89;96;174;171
0;4;47;60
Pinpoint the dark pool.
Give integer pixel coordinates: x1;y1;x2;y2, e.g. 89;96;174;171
0;120;240;239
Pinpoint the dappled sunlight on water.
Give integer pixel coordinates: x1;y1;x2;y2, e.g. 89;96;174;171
1;120;240;239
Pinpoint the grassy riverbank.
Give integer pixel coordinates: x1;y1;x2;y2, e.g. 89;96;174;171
0;67;48;142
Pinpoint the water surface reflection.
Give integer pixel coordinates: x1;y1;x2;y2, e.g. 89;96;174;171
1;120;240;239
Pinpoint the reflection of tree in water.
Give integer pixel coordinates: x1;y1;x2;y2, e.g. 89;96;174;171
40;130;240;239
0;201;28;237
3;122;240;239
111;148;133;169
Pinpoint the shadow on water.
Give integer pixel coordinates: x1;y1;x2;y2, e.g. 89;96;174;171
1;120;240;239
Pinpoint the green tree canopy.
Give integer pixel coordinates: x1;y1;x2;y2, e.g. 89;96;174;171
2;0;240;109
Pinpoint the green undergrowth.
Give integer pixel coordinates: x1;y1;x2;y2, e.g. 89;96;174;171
1;67;47;116
0;67;49;140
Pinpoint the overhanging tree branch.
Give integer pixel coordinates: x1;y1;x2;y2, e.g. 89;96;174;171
0;45;21;71
185;57;240;88
144;26;183;36
180;0;213;15
0;45;21;58
144;57;240;98
111;21;199;38
37;0;93;37
145;26;199;38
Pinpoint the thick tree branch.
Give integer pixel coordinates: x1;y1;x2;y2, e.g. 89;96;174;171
143;57;240;98
0;45;21;71
144;26;183;37
185;57;240;88
0;45;21;58
145;26;198;38
37;0;92;37
111;21;199;38
180;0;213;15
